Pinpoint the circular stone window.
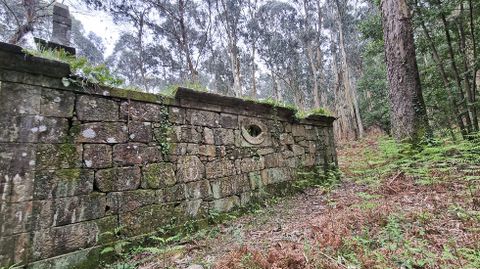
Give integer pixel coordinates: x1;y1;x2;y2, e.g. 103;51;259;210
241;119;267;145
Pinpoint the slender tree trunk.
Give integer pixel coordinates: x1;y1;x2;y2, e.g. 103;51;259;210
251;44;257;98
380;0;430;142
137;12;150;93
419;20;467;136
438;9;473;132
456;14;479;132
8;0;36;44
469;0;478;117
178;0;198;82
334;0;364;138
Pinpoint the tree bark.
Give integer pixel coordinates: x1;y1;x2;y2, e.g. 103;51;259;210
380;0;429;143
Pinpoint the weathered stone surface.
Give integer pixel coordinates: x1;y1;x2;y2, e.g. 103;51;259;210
237;157;265;173
1;171;34;203
0;82;40;115
119;204;180;237
34;169;94;200
261;168;292;185
219;113;238;129
142;162;176;189
257;148;275;156
30;220;101;260
76;95;119;121
0;114;69;144
174;126;202;143
249;171;263;190
32;193;106;228
292;125;306;137
163;184;186;203
283;122;292;132
177;156;205;182
169;106;185;124
0;144;35;173
279;133;294;145
40;89;74;117
95;167;141;192
264;153;284;168
214;128;235;145
143;146;163;163
199;145;216;157
205;159;236;179
186;143;200;155
203;127;214;144
305;128;317;140
106;190;157;214
292;145;306;156
120;101;167;122
113;143;147;165
186;109;220;127
37;117;70;143
210;175;251;198
75;122;128;144
0;234;27;266
185;180;211;200
36;144;82;170
83;144;112;168
184;199;208;218
211;177;234;199
209;196;240;213
304;154;315;167
0;201;33;235
240;192;252;206
128;121;152;142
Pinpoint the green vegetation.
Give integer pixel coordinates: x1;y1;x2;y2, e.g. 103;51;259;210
24;47;124;88
161;82;208;97
345;133;480;187
295;107;333;119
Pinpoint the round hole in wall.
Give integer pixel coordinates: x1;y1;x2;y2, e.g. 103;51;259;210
247;124;262;138
241;119;267;145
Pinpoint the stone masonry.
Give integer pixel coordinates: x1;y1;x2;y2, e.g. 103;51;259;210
0;42;337;268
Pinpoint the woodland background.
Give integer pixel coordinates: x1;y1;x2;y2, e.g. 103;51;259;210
1;0;479;141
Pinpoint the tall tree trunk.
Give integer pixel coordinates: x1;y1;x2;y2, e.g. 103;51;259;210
8;0;37;44
178;0;198;82
137;12;149;93
334;0;364;139
251;44;257;98
380;0;430;143
419;19;467;136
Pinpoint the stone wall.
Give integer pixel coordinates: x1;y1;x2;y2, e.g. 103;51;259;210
0;42;337;268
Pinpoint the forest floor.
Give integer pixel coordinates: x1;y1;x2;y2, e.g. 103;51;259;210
108;134;480;269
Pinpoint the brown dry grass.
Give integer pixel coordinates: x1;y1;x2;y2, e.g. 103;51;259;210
133;134;479;269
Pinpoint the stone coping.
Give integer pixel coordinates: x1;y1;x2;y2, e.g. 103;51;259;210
0;41;335;125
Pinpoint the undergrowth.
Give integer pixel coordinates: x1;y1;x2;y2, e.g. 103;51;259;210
24;47;124;88
213;134;480;269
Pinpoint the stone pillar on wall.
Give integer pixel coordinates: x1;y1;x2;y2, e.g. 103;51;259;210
51;3;72;46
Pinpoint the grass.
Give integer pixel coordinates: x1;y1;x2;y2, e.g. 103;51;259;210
209;134;480;268
98;134;479;268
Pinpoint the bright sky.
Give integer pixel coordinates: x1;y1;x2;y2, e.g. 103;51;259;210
62;0;122;56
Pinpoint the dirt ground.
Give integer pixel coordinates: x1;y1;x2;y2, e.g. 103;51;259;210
127;136;480;269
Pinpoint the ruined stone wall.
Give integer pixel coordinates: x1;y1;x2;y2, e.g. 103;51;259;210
0;42;337;268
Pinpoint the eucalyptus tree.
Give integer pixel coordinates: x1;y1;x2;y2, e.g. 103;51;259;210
325;0;364;140
1;0;54;44
213;0;245;97
380;0;429;143
71;18;105;64
295;0;326;109
413;0;479;137
255;1;303;107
